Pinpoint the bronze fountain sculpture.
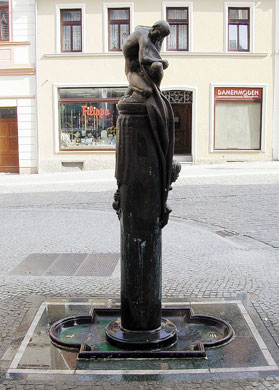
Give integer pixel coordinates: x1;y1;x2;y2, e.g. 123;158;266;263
49;21;233;359
108;20;181;348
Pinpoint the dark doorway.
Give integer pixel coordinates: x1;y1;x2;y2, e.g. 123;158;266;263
172;103;192;154
0;108;19;173
162;90;192;156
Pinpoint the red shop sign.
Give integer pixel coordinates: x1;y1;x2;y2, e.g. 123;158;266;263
215;87;262;100
82;105;111;118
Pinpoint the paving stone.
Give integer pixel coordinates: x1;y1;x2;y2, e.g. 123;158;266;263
0;176;279;388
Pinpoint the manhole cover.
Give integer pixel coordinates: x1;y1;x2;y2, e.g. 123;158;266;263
10;253;120;277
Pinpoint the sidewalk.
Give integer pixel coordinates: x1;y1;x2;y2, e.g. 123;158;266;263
0;161;279;193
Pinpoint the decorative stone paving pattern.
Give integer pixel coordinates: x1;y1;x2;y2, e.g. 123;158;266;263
0;179;279;388
1;377;279;389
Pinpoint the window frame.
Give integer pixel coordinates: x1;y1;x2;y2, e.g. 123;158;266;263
60;8;82;53
58;97;119;151
162;2;193;52
224;2;254;53
103;3;134;53
210;83;267;153
56;4;86;54
228;7;250;52
53;84;128;153
166;7;189;51
108;7;130;52
0;1;10;42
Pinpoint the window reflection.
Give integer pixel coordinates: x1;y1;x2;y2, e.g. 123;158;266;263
59;87;126;150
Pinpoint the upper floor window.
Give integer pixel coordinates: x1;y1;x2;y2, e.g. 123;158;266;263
228;7;249;51
108;8;130;51
166;7;188;51
0;1;9;41
60;9;82;52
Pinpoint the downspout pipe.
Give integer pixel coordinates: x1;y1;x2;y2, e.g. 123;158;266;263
35;0;40;172
273;0;279;160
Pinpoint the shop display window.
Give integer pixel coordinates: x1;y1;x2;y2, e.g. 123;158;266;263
166;7;188;51
59;87;126;150
0;1;9;41
214;87;262;150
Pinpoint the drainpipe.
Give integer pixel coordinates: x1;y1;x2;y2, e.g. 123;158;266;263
35;0;40;173
273;0;279;160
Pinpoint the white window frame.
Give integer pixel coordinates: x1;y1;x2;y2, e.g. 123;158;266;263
0;0;12;41
224;2;255;53
162;2;193;52
210;83;267;153
103;2;134;53
56;3;86;54
8;0;12;41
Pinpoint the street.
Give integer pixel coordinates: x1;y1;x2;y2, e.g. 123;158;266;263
0;163;279;389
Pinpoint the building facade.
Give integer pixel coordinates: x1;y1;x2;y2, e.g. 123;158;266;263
0;0;37;174
36;0;276;172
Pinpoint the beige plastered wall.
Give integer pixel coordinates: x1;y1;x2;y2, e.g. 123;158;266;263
37;0;275;171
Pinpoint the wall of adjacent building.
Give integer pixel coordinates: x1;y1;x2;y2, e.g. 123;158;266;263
0;0;37;174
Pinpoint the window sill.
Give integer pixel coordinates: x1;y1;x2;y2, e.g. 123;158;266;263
45;51;268;58
0;41;30;46
0;65;35;75
211;149;264;153
56;149;116;153
45;52;123;58
161;51;268;57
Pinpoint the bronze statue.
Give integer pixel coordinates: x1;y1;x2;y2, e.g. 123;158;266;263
114;20;180;229
123;20;170;97
108;20;181;347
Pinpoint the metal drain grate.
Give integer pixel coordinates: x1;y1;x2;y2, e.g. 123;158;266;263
10;254;59;276
75;253;119;277
44;254;87;276
215;230;239;238
10;253;120;277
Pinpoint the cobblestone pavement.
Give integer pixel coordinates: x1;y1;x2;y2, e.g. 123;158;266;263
0;167;279;389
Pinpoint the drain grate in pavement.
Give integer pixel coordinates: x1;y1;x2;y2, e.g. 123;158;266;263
44;254;87;276
10;253;120;277
215;229;239;238
10;253;59;276
75;253;119;277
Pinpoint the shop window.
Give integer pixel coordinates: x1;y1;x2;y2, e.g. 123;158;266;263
214;87;262;150
108;8;130;51
0;1;9;41
228;7;249;51
60;9;82;52
59;87;126;150
166;7;188;51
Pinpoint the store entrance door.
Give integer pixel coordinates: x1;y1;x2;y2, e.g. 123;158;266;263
0;108;19;173
172;103;192;155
